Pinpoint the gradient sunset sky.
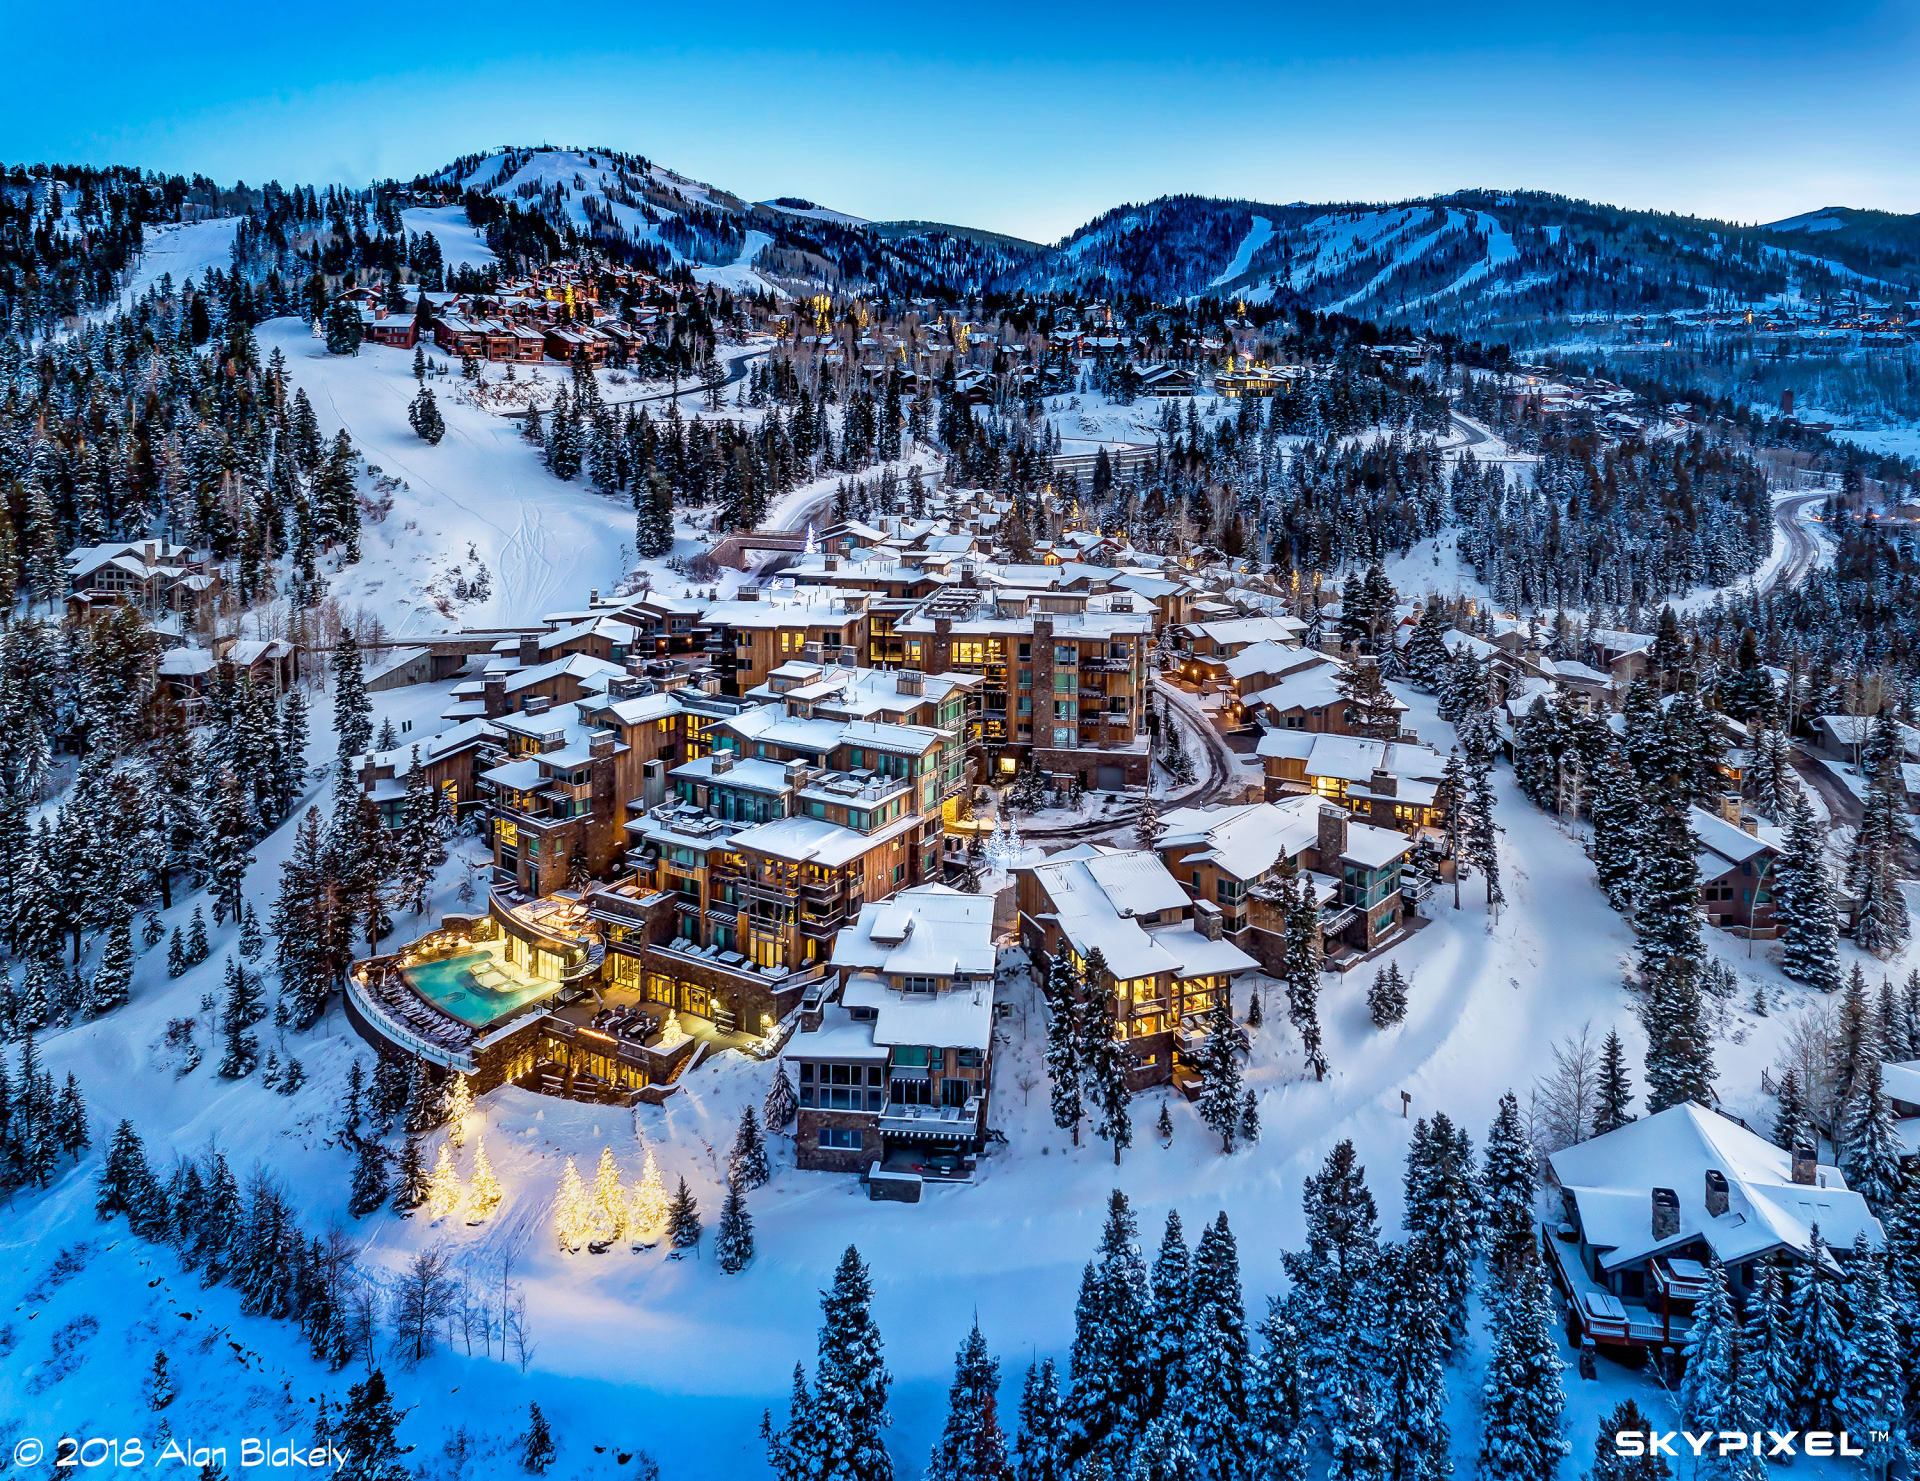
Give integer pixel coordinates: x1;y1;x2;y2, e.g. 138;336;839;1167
16;0;1918;240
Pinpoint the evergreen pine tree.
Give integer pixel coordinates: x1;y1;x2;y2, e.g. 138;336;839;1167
1196;983;1247;1153
1402;1111;1483;1349
715;1177;755;1273
764;1061;797;1131
1476;1257;1569;1481
333;1369;411;1481
216;957;263;1079
1775;789;1841;991
86;909;134;1016
1013;1358;1068;1481
729;1103;771;1190
926;1321;1008;1481
1043;949;1087;1146
1367;961;1407;1027
1787;1226;1850;1430
1592;1028;1636;1134
1482;1091;1537;1278
520;1403;555;1474
390;1135;426;1212
332;629;372;760
667;1175;702;1251
1589;1400;1673;1481
1840;1058;1906;1209
1375;1242;1451;1481
1066;1190;1151;1455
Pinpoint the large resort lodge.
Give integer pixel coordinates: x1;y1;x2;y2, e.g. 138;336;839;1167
334;511;1464;1184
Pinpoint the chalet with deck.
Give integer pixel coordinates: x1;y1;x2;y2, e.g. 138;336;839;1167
1544;1103;1882;1354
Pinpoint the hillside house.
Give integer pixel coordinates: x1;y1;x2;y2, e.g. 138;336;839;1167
1544;1103;1882;1353
788;885;998;1176
1016;845;1257;1089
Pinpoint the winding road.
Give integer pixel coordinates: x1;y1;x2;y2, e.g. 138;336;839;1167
1763;493;1825;596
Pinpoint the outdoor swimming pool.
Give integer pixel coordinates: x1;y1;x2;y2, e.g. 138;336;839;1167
401;950;556;1028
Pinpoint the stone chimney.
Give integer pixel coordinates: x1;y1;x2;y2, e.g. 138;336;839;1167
483;675;508;718
589;588;600;605
897;670;924;696
1193;899;1223;941
1718;791;1742;825
1704;1168;1729;1218
1651;1187;1680;1241
1792;1142;1818;1186
517;633;541;668
1317;804;1348;862
1369;768;1398;799
710;752;734;776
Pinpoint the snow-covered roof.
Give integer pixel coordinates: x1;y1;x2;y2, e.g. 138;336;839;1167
1156;799;1324;880
1549;1103;1883;1270
728;810;920;868
1027;846;1253;980
1191;615;1305;648
482;758;544;791
1246;665;1347;716
673;755;794;794
831;884;995;981
1687;805;1784;874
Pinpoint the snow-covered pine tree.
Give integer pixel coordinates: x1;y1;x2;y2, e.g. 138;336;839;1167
1774;789;1840;992
1476;1256;1569;1481
1281;873;1327;1079
86;908;133;1017
1592;1028;1635;1135
347;1136;388;1217
1482;1091;1537;1279
186;904;210;964
1043;949;1088;1146
1841;1235;1902;1452
667;1175;702;1251
407;386;445;445
390;1135;427;1212
1367;961;1407;1027
1787;1226;1850;1431
331;629;372;761
1244;1299;1308;1481
1282;1140;1381;1428
1679;1257;1763;1478
1066;1190;1151;1455
1739;1256;1793;1433
1375;1241;1451;1481
715;1177;755;1274
1195;984;1247;1153
764;1061;797;1131
1839;1058;1905;1209
520;1403;555;1474
1462;720;1503;915
810;1245;894;1481
1013;1357;1068;1481
925;1321;1007;1481
1145;1210;1192;1421
730;1103;771;1190
332;1370;409;1481
1589;1399;1673;1481
1850;747;1911;958
1402;1110;1482;1347
217;957;263;1079
1587;748;1644;914
1638;953;1715;1114
1082;1007;1134;1166
204;776;255;925
1183;1212;1252;1479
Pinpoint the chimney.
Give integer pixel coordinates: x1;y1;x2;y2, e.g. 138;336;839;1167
710;752;734;776
589;588;601;605
1718;791;1742;825
1704;1169;1729;1218
1317;804;1348;862
589;732;615;761
1193;900;1223;940
897;670;924;696
1369;767;1398;799
1651;1187;1680;1241
483;676;508;718
1792;1142;1818;1186
517;634;541;667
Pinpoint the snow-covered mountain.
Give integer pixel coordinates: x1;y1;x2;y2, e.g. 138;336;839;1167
408;149;1920;339
413;146;1038;299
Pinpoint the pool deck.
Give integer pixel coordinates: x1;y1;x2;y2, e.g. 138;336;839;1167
399;939;560;1028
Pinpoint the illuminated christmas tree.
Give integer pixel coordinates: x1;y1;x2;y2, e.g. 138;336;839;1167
468;1138;502;1221
425;1143;463;1219
626;1146;669;1239
592;1146;626;1238
444;1074;474;1147
554;1158;592;1252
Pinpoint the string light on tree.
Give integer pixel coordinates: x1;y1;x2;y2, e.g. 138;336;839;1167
593;1146;627;1239
468;1138;502;1221
554;1157;593;1253
444;1073;474;1147
627;1146;670;1239
425;1143;463;1219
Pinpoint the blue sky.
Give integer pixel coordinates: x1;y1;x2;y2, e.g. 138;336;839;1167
17;0;1919;241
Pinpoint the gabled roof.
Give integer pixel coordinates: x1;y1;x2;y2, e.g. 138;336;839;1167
1549;1103;1882;1270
